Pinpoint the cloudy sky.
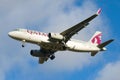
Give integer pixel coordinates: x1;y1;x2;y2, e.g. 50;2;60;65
0;0;120;80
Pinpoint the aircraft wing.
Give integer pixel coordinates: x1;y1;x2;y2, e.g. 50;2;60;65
39;57;48;64
60;8;101;42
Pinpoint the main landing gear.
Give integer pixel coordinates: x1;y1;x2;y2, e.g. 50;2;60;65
50;55;55;60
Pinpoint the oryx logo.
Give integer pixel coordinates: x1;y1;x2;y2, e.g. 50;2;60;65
91;33;102;45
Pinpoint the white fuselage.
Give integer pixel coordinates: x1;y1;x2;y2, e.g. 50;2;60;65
8;29;100;52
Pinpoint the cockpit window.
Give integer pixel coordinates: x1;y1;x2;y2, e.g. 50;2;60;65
13;28;26;32
13;29;20;31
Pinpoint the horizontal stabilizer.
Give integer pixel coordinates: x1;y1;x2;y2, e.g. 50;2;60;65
97;39;114;48
91;51;98;56
91;39;114;56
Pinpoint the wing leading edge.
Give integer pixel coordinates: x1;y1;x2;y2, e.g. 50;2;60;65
60;8;101;42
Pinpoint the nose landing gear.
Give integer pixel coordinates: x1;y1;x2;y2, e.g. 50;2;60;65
22;44;25;47
22;40;25;47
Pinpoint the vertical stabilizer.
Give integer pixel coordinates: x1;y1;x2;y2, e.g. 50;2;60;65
89;31;102;45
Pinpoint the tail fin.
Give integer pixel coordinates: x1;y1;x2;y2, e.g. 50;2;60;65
91;39;114;56
89;31;102;45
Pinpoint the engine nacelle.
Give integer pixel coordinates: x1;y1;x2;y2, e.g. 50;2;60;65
30;50;44;57
48;33;64;41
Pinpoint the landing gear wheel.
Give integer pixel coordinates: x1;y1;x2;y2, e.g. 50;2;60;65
22;44;25;47
50;55;55;60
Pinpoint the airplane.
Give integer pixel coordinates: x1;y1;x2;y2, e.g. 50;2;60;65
8;8;114;64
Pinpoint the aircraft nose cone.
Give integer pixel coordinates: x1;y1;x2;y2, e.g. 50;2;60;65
8;32;14;37
8;32;11;36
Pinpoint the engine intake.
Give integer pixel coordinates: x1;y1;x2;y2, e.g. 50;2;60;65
30;50;44;57
48;33;64;41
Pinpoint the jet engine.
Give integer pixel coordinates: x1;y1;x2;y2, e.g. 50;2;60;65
48;33;64;41
30;50;44;57
30;50;56;60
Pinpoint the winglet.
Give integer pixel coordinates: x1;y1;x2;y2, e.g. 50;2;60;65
96;8;101;15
